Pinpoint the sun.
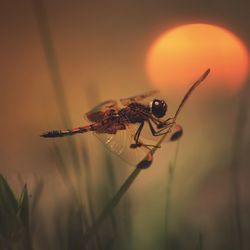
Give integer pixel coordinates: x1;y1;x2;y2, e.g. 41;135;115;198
146;23;249;94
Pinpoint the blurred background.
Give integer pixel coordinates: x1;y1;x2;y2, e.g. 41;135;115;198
0;0;250;249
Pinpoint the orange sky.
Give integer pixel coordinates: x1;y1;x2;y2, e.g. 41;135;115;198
0;1;249;176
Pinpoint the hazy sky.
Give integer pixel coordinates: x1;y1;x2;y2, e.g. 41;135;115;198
0;0;249;174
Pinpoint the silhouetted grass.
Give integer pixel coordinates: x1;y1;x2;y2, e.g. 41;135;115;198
83;167;141;244
229;79;250;250
0;175;32;250
32;0;82;177
164;142;180;249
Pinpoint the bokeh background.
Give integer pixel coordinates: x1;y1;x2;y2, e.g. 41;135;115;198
0;0;250;249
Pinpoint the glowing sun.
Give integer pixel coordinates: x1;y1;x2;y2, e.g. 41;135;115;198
146;23;249;94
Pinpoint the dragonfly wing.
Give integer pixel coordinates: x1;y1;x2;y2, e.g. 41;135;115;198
120;90;159;106
85;100;119;122
94;124;151;166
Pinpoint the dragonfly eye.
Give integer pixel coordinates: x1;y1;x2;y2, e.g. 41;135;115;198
150;99;167;118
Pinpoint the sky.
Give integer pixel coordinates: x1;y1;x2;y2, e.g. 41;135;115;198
0;0;249;173
0;0;250;172
0;0;249;176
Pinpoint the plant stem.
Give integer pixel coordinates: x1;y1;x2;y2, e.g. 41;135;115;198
230;81;249;250
83;167;141;243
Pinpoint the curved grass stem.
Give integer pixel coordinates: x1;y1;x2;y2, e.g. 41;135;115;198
99;69;211;247
83;167;141;243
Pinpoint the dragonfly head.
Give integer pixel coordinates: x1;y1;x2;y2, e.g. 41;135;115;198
149;99;167;118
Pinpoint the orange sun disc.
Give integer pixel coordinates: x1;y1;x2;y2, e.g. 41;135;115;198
146;23;249;94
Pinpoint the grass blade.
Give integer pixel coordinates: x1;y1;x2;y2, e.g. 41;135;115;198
32;0;82;176
18;184;33;250
31;0;71;127
0;175;18;215
18;185;29;227
164;142;179;249
83;167;141;243
229;80;250;250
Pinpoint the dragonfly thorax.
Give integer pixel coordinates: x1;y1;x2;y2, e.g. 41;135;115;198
120;102;149;123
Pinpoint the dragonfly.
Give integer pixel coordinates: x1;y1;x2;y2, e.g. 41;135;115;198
41;69;210;168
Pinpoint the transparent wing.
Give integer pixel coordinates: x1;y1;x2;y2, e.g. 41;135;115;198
85;100;119;122
120;90;158;106
94;124;151;166
94;121;182;166
84;100;150;166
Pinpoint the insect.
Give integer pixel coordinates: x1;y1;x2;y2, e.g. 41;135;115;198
41;69;210;168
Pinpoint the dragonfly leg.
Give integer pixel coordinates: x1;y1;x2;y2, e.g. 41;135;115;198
148;119;183;141
130;122;144;148
157;117;174;129
130;122;161;149
148;119;171;136
134;122;145;143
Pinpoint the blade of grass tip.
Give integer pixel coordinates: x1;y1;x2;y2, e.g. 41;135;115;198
18;185;29;228
229;79;250;250
18;184;33;250
0;175;20;245
32;0;82;175
0;175;19;215
83;167;141;243
164;142;180;249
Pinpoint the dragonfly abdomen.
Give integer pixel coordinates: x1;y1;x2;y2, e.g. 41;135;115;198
41;124;96;138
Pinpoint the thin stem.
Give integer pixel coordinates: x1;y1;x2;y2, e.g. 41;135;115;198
164;142;180;249
83;167;141;243
230;81;249;250
32;0;81;175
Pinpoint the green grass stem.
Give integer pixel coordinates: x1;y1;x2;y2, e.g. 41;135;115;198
83;167;141;243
